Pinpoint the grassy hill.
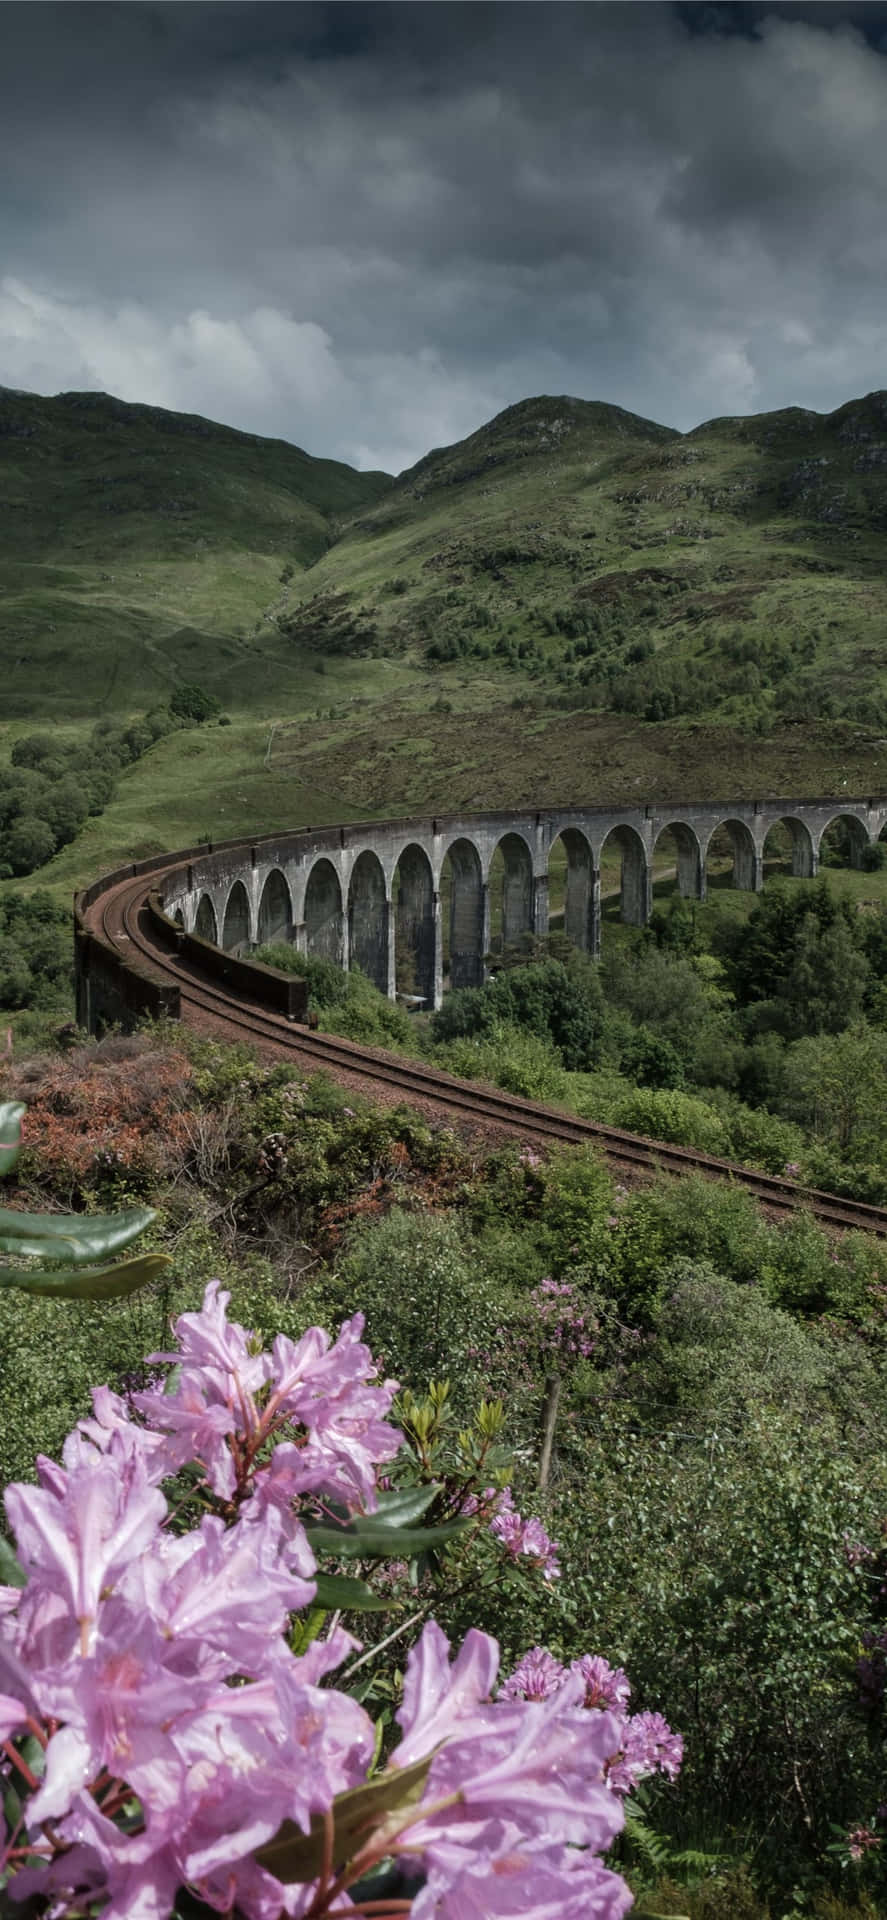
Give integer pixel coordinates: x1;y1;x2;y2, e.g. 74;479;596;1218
278;388;887;736
2;382;887;898
0;385;391;719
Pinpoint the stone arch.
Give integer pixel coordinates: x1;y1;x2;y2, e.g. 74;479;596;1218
548;828;594;950
348;850;389;995
222;880;250;953
762;815;816;879
304;858;345;967
257;868;293;946
488;831;534;957
599;824;650;927
441;837;485;989
651;821;704;903
173;908;185;930
706;818;760;892
393;843;435;1006
194;893;219;944
817;812;871;870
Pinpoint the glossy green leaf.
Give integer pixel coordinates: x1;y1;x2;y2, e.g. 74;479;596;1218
255;1750;435;1884
319;1484;441;1530
0;1535;26;1588
305;1516;466;1560
0;1104;25;1178
311;1572;390;1612
0;1251;171;1301
369;1484;442;1527
0;1204;158;1263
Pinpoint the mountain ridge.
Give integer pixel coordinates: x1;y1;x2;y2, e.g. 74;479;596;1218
3;381;887;744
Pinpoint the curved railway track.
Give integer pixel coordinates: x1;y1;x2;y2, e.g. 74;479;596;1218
87;869;887;1241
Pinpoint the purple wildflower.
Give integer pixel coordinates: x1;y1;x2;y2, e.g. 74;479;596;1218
499;1646;567;1701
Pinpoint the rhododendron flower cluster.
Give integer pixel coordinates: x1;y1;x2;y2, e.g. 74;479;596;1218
461;1483;562;1581
501;1648;683;1791
0;1282;680;1919
531;1276;597;1360
487;1484;562;1580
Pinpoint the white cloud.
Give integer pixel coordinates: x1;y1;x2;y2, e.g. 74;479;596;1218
2;7;887;464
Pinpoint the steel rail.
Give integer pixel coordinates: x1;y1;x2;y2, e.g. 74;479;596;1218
85;870;887;1240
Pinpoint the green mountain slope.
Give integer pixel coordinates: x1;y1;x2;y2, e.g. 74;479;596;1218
0;386;391;718
278;389;887;735
4;381;887;753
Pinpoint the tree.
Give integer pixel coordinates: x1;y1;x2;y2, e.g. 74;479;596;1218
10;733;57;769
718;880;868;1038
168;683;222;724
3;815;56;876
781;1023;887;1161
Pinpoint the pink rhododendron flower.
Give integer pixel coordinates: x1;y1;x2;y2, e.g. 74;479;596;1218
499;1645;566;1701
572;1652;632;1712
5;1441;166;1653
389;1623;629;1909
489;1493;561;1580
0;1284;672;1920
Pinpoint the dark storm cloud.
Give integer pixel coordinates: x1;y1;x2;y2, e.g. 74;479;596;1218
1;3;887;471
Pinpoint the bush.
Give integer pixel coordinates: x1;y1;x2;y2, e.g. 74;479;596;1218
323;1207;521;1407
610;1086;731;1156
0;892;73;1014
434;1021;569;1102
714;1097;807;1176
432;959;603;1071
253;945;413;1049
3;814;57;875
168;683;222;724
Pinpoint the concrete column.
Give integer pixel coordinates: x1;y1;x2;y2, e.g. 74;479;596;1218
480;882;491;974
432;893;443;1009
532;872;549;935
676;836;705;901
732;836;761;893
384;895;396;1001
293;921;307;954
590;867;601;957
621;848;650;926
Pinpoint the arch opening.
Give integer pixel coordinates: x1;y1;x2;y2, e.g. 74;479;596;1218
651;822;704;907
304;858;344;968
707;818;759;892
257;869;293;947
487;833;534;961
548;829;594;952
393;843;435;1007
194;894;218;944
599;824;650;931
222;880;250;954
348;851;389;996
818;813;871;871
441;838;484;990
762;816;816;880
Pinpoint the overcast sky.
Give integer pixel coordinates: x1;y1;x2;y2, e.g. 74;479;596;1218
2;1;887;472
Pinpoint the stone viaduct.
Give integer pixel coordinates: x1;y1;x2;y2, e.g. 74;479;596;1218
157;796;887;1012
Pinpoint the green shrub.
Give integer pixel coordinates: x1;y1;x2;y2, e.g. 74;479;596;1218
715;1097;807;1175
611;1086;731;1156
321;1207;520;1408
434;1020;568;1101
536;1147;614;1269
431;959;603;1071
